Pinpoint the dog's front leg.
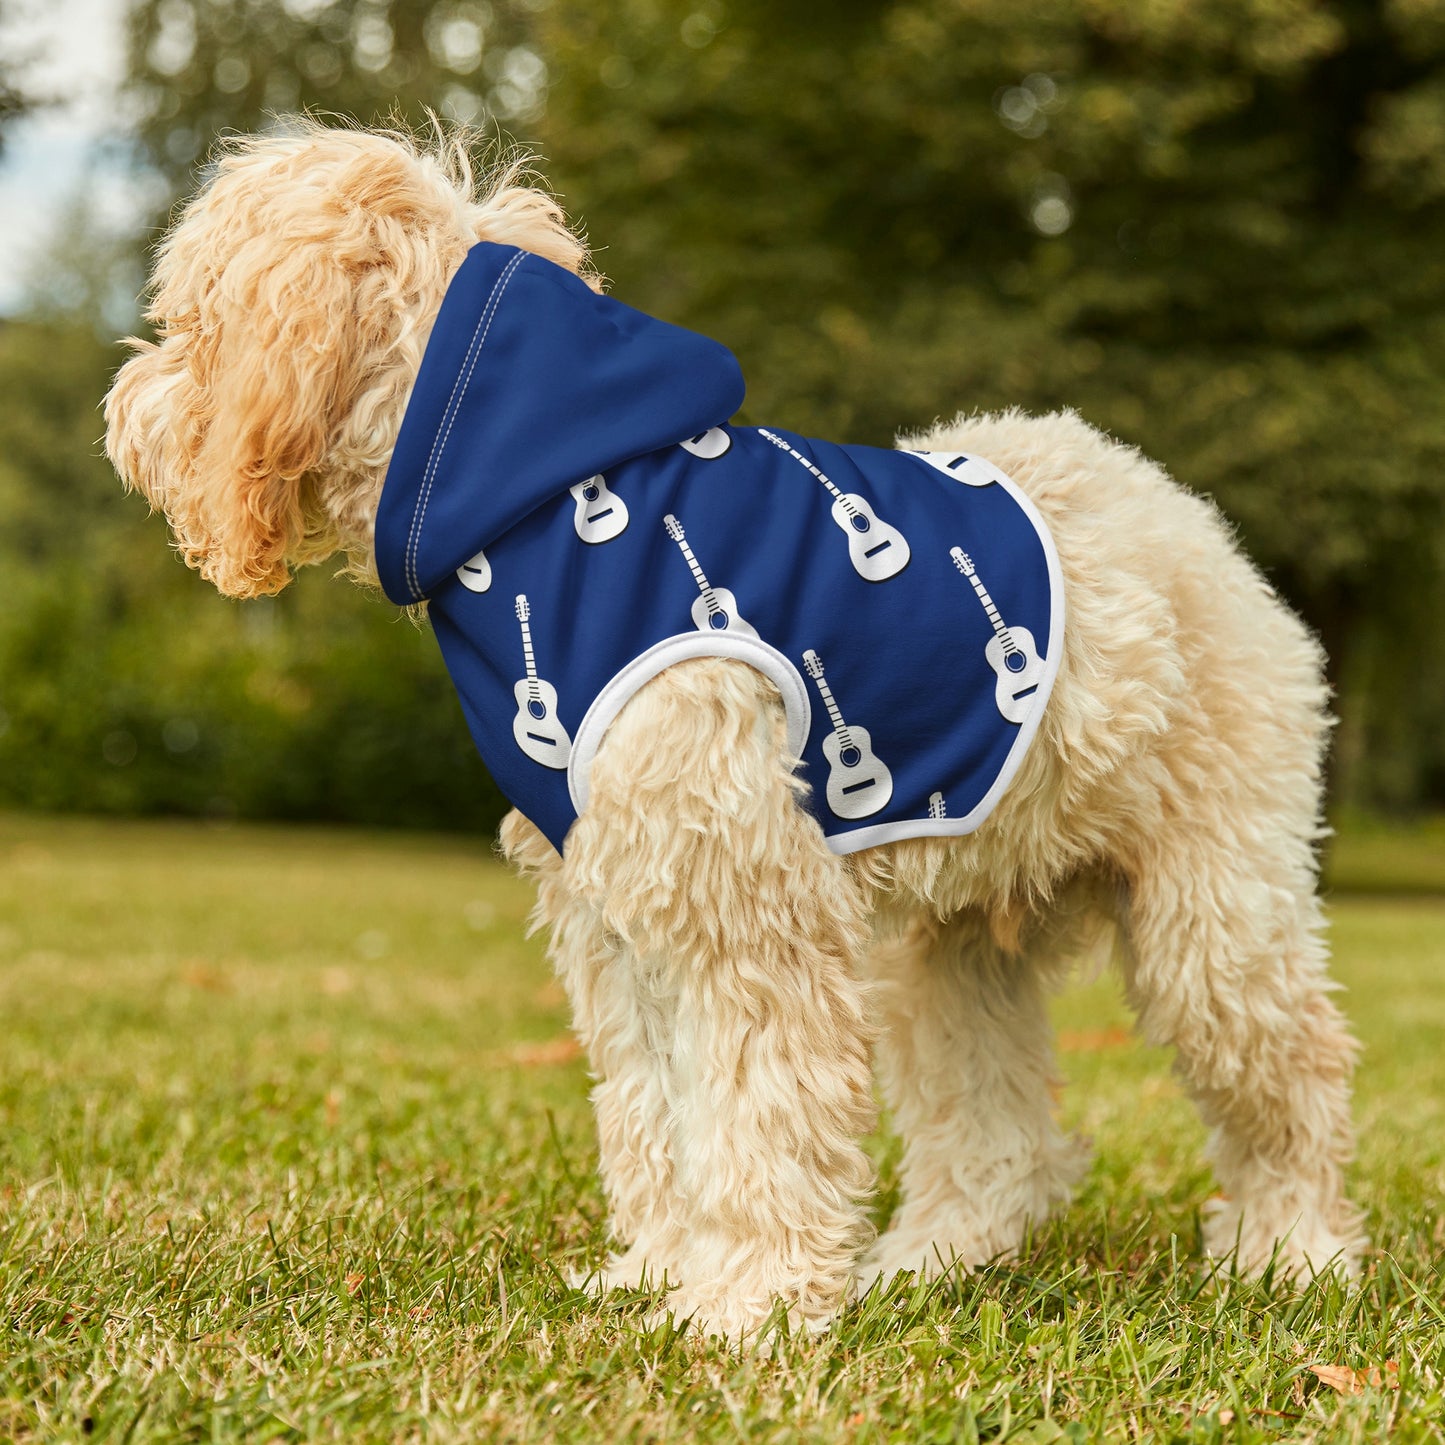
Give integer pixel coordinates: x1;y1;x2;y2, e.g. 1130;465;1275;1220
500;809;688;1290
564;659;878;1344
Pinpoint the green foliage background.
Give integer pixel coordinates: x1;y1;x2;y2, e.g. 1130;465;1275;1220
3;0;1444;827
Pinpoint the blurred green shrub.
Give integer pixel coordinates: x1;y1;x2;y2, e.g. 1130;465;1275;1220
2;0;1444;826
0;317;507;833
0;565;507;831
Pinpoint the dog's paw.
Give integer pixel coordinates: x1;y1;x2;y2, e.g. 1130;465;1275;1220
860;1137;1091;1295
1202;1196;1366;1282
856;1232;999;1296
645;1287;836;1350
569;1245;674;1296
860;1202;1046;1291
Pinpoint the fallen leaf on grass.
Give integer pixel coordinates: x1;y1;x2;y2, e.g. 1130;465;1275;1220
1310;1362;1399;1395
180;960;230;992
1056;1027;1133;1052
344;1273;365;1296
497;1037;584;1068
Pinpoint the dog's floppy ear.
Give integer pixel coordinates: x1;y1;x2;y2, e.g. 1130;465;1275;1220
186;238;374;598
106;130;449;599
106;126;596;598
107;234;377;599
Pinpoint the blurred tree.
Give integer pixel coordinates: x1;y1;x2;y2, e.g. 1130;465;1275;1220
14;0;1438;821
0;0;550;834
0;316;509;829
532;0;1445;805
0;0;37;152
124;0;544;187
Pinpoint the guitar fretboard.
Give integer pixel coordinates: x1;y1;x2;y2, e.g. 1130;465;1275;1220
665;516;721;615
759;429;861;521
518;617;540;699
952;549;1018;655
677;539;709;593
803;652;856;751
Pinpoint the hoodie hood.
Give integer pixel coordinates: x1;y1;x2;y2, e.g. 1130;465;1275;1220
375;243;746;605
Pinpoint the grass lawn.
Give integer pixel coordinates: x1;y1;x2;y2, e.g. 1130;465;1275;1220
2;812;1443;1442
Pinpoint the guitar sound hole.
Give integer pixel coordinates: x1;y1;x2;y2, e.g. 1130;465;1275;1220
528;700;547;720
710;612;728;630
850;515;870;533
840;746;861;768
1007;652;1027;673
583;484;599;501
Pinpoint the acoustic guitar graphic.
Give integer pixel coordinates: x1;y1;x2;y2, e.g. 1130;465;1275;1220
907;450;997;487
455;546;492;593
950;547;1047;724
569;474;629;543
802;649;894;820
680;427;731;459
664;514;758;637
928;791;947;820
512;594;572;768
758;429;910;582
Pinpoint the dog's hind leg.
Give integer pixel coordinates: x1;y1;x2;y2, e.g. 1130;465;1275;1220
562;658;878;1342
860;911;1088;1289
1120;827;1363;1279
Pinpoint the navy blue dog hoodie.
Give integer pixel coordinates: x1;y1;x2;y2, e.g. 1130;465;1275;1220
374;243;1063;855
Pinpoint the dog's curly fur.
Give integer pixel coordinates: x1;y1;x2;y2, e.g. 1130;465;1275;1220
105;120;1365;1342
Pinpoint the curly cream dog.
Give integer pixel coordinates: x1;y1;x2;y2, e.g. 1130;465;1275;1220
105;123;1363;1341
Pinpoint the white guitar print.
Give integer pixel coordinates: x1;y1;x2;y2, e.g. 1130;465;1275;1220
802;649;893;820
455;546;492;593
680;427;731;459
569;475;629;543
928;791;947;819
664;514;758;637
951;547;1047;724
907;450;998;486
511;594;572;768
758;428;910;582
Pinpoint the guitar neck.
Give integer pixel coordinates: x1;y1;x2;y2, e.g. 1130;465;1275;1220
968;574;1014;648
813;673;849;740
519;619;539;683
760;428;852;511
674;536;711;595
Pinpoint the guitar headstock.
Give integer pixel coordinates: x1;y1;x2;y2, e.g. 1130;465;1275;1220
950;547;975;577
802;648;824;680
663;513;685;542
514;594;530;623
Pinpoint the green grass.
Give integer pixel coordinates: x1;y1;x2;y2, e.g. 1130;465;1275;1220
1324;811;1445;896
2;812;1443;1443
